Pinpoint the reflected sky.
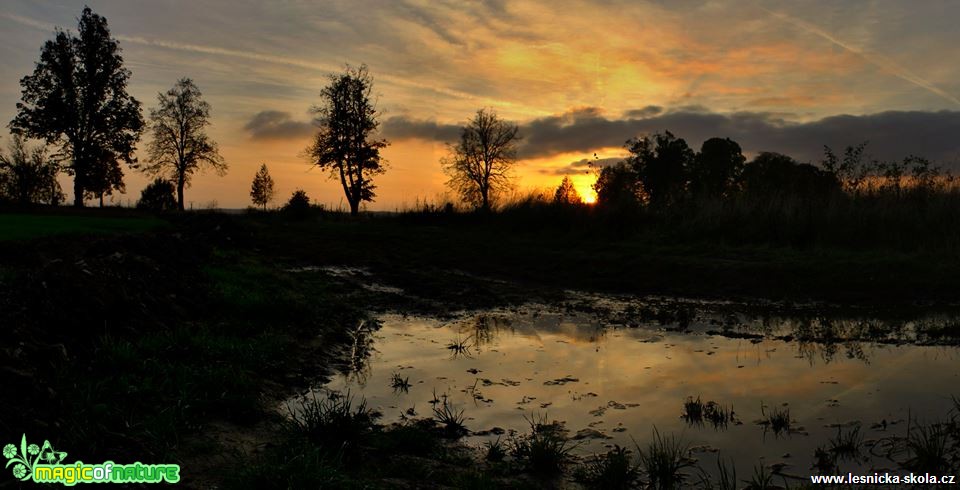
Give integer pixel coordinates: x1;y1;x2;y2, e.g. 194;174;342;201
313;305;960;479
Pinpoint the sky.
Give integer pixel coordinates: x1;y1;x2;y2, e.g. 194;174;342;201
2;0;960;209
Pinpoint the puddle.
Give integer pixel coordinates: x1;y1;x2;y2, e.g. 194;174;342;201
304;301;960;477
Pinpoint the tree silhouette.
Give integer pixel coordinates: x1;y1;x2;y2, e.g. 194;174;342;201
625;131;694;207
136;177;177;211
822;142;871;191
250;163;275;210
554;176;583;205
142;78;226;210
442;109;521;211
741;152;840;200
690;137;745;199
593;162;640;208
0;134;63;205
10;7;143;207
305;65;388;216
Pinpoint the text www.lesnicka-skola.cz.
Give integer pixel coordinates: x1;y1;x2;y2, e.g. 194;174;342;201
811;473;956;485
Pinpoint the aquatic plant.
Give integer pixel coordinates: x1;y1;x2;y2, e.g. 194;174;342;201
286;390;378;447
511;413;577;476
389;372;411;392
484;436;507;462
432;395;467;438
446;335;473;357
695;455;737;490
682;396;704;423
828;424;864;461
573;445;639;489
904;421;951;473
759;403;791;436
636;427;692;489
683;396;734;429
743;464;774;489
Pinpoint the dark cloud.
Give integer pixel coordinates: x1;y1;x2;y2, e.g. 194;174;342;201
520;108;960;164
541;157;623;176
244;111;314;140
381;116;461;142
374;108;960;166
623;105;663;118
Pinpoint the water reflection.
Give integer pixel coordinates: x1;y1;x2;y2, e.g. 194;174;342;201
317;300;960;477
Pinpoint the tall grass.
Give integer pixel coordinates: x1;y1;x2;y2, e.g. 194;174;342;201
510;413;578;476
636;427;693;489
286;390;379;448
394;175;960;253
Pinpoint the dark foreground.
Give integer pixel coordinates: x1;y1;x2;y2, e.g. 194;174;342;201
1;208;959;488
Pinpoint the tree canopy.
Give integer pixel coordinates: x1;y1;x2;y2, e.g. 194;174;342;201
10;6;143;207
625;131;695;207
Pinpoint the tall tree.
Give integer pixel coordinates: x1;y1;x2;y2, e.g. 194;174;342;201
250;163;275;210
442;109;521;211
593;162;640;209
305;65;388;216
0;134;64;205
690;137;745;199
554;176;583;205
625;131;694;207
10;7;143;207
142;78;226;210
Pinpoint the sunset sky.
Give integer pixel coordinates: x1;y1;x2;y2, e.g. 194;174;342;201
2;1;960;209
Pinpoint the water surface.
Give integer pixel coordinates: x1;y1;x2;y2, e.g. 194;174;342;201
312;300;960;479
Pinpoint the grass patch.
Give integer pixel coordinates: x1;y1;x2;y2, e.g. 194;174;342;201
390;372;411;392
758;403;792;437
510;414;577;477
286;391;379;449
432;394;468;438
0;212;164;241
828;424;864;462
636;427;693;489
573;445;639;489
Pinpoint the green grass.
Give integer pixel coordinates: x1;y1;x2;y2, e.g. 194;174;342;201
0;212;165;241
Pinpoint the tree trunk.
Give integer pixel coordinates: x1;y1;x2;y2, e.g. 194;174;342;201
481;188;490;212
99;193;104;207
73;178;84;207
349;198;359;216
177;175;185;211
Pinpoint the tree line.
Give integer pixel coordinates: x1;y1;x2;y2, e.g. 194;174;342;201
3;7;223;210
2;6;951;215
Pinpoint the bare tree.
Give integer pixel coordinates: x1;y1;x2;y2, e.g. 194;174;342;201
305;65;388;216
442;109;520;211
143;78;226;210
250;163;275;210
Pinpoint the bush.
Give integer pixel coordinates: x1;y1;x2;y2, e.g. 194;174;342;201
137;178;177;212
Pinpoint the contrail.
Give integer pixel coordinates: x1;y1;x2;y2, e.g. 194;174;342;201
0;11;536;113
758;6;960;107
